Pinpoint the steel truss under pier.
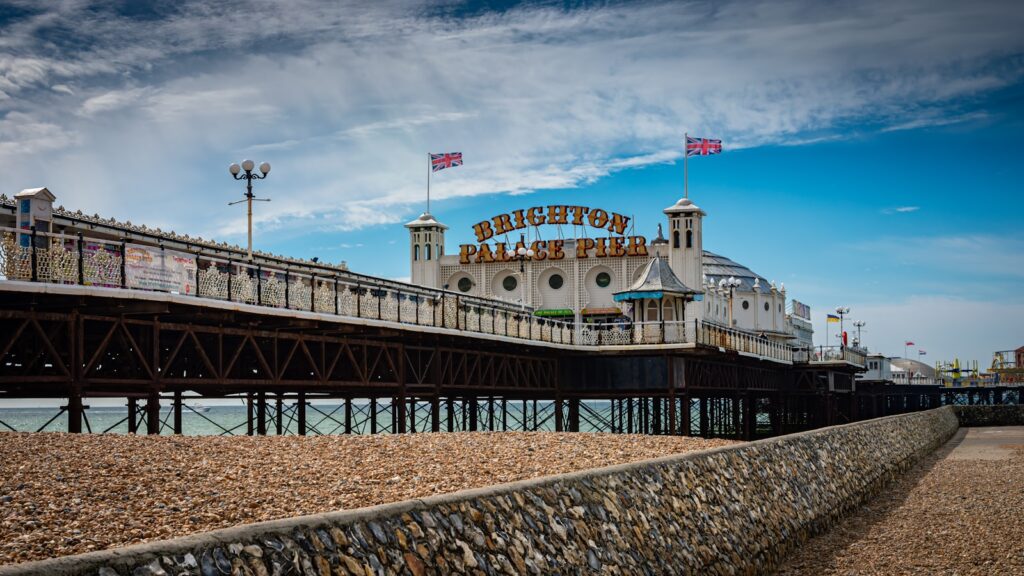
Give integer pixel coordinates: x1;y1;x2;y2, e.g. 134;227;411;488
1;291;1019;439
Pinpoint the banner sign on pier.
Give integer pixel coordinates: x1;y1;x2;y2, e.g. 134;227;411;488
125;244;197;294
791;300;811;320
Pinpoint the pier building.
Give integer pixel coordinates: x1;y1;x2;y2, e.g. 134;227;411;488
408;197;813;347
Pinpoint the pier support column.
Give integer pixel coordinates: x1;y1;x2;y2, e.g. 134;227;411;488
446;398;454;432
468;399;478;431
128;398;138;434
275;395;283;435
256;392;267;436
67;392;83;434
555;398;564;432
173;391;183;435
246;393;254;436
146;390;160;435
653;397;662;435
568;399;580;432
344;397;352;434
370;398;378;434
431;396;440;432
297;392;307;436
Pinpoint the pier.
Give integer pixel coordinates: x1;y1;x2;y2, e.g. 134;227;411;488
1;196;1020;439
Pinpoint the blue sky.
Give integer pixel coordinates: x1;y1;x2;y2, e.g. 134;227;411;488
1;0;1022;364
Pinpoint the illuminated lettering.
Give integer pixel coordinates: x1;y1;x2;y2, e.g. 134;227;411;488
588;209;609;229
459;244;477;264
511;209;527;230
569;206;589;225
608;212;630;235
492;214;514;235
627;236;648;257
576;238;595;258
473;220;494;243
608;236;626;257
549;239;565;260
526;207;546;226
546;205;569;225
530;240;547;260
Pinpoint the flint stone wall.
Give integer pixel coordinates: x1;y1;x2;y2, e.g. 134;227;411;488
954;404;1024;426
0;407;960;576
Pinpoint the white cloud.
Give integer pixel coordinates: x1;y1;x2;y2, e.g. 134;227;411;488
882;206;921;214
1;0;1022;235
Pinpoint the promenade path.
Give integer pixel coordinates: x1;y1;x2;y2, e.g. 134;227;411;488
777;427;1024;575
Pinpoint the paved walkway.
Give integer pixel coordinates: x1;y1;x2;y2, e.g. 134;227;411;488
776;427;1024;575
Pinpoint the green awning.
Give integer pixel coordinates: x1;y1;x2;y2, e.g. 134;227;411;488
534;308;575;317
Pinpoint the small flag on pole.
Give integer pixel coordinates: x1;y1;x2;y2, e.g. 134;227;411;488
918;350;927;356
685;136;722;157
826;314;840;323
905;341;915;346
430;152;463;172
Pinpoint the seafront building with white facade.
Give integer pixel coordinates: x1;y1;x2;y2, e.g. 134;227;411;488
406;195;814;347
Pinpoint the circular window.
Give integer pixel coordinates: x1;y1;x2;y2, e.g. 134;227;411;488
595;272;611;288
764;302;770;311
548;274;564;290
503;275;518;292
457;277;472;292
742;300;750;310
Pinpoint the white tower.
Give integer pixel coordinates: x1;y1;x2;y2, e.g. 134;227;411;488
664;197;705;315
14;187;55;248
405;212;447;288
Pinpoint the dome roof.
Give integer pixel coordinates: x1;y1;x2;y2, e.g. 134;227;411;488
404;212;448;230
664;197;705;215
890;358;936;378
701;251;775;294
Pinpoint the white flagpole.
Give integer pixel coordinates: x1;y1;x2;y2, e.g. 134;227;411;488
684;132;689;199
427;153;431;213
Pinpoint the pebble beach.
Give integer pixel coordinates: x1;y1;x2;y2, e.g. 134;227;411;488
776;428;1024;575
0;431;736;565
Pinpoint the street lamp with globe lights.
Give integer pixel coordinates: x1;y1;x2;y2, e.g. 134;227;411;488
834;306;850;347
718;276;742;327
228;159;271;260
505;233;535;312
852;320;866;348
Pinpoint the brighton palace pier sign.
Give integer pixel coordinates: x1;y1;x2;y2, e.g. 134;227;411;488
459;205;648;264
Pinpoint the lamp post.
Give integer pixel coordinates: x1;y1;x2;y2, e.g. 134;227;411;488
852;320;866;348
718;276;742;327
505;233;535;313
834;306;850;347
228;159;271;260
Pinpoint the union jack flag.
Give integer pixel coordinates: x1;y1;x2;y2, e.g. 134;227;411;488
431;152;463;172
686;136;722;157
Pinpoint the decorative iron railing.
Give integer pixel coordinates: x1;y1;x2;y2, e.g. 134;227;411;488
792;345;867;367
0;225;797;361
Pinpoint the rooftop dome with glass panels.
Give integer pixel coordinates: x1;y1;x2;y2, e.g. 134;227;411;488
702;251;774;294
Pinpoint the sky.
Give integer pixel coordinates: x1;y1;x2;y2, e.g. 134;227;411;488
1;0;1022;366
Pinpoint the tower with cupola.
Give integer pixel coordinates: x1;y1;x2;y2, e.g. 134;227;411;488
663;197;705;316
405;212;447;288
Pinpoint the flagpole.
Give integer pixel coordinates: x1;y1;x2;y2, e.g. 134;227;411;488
684;132;689;199
427;153;431;213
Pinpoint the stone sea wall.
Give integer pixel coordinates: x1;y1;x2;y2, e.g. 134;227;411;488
0;407;960;576
954;404;1024;426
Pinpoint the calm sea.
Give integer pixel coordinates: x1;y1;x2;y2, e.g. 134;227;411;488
0;401;618;435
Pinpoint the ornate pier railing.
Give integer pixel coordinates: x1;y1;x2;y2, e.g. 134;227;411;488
0;225;796;362
792;345;867;368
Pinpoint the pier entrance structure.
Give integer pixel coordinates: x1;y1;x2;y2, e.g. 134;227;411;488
0;189;987;439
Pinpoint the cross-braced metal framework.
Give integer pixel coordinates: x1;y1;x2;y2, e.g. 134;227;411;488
2;290;1018;440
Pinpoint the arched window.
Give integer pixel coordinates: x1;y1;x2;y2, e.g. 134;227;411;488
686;230;693;248
672;230;680;248
425;244;432;260
414;245;419;261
